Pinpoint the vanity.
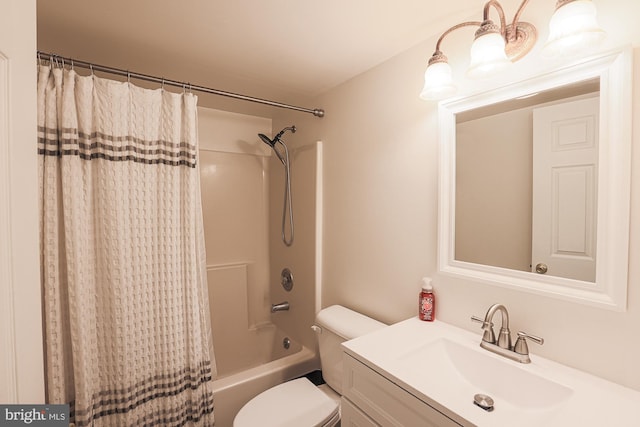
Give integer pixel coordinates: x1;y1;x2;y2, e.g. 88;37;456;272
341;316;640;426
338;46;638;427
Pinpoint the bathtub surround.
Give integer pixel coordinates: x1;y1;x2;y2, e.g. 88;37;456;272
197;108;320;425
268;131;323;355
38;65;215;425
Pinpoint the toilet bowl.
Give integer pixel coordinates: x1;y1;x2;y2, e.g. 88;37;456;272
233;305;386;427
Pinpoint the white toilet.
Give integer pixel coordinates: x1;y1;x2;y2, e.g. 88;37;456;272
233;305;386;427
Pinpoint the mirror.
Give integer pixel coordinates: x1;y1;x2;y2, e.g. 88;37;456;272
455;79;600;282
438;48;632;311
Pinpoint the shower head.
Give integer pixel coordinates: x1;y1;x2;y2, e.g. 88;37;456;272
259;125;296;145
258;133;277;148
257;126;296;165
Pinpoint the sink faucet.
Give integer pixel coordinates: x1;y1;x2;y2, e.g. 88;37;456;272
471;304;544;364
483;303;512;349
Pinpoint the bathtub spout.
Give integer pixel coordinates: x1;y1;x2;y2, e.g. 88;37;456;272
271;301;290;313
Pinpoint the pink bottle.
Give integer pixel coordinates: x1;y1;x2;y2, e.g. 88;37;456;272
419;277;435;321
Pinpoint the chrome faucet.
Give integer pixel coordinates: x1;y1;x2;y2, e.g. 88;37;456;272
271;301;290;313
471;303;543;364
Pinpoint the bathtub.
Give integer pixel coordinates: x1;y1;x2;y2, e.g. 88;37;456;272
211;327;318;427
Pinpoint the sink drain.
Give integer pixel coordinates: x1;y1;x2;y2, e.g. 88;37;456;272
473;394;494;412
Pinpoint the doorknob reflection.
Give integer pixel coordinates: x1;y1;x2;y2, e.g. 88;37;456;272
535;263;548;274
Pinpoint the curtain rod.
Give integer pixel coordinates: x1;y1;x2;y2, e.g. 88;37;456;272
37;51;325;118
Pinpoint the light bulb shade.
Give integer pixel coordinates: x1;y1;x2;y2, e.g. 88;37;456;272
420;61;457;100
542;0;606;58
467;32;512;79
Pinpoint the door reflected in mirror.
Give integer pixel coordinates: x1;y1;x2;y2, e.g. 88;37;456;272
455;79;599;282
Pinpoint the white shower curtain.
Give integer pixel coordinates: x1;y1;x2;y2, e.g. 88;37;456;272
38;65;216;426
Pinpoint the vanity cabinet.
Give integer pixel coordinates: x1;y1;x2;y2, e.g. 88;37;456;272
342;353;462;427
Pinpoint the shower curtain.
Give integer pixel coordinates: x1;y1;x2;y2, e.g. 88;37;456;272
38;65;216;426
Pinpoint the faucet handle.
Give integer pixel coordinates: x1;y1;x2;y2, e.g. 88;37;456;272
514;331;544;355
471;315;484;324
471;316;493;328
471;315;496;344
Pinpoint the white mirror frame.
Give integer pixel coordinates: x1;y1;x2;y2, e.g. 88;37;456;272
438;47;632;311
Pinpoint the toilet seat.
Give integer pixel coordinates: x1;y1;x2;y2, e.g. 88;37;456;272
233;378;340;427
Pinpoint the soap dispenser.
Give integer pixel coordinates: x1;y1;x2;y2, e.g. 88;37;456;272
419;277;435;321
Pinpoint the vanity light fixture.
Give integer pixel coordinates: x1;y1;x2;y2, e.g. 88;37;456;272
420;0;606;101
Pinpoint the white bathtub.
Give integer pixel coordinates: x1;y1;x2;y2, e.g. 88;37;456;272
212;338;317;427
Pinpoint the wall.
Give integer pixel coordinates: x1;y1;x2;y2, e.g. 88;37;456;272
0;0;45;403
456;108;533;271
314;0;640;391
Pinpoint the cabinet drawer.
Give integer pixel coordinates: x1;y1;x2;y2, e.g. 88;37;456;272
341;397;380;427
343;354;462;427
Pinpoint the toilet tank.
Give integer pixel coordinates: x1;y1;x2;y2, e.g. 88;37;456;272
314;305;386;395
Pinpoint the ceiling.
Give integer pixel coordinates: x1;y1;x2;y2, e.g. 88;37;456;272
37;0;482;106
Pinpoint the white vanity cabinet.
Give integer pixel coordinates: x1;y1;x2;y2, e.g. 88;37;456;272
342;353;463;426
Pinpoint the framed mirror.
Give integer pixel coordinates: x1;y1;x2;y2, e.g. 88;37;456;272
438;48;632;311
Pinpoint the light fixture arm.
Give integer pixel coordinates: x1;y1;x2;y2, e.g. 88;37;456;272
482;0;508;36
479;0;535;45
432;21;483;62
433;0;535;59
509;0;533;41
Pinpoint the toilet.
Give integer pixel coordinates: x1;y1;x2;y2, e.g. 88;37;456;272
233;305;386;427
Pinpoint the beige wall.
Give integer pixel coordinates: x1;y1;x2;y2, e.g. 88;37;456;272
306;0;640;390
456;108;533;271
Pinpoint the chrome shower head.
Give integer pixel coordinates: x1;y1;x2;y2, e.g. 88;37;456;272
258;126;296;148
258;133;285;164
258;133;277;148
257;126;296;165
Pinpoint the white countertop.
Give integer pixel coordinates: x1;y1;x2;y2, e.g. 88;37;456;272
342;317;640;427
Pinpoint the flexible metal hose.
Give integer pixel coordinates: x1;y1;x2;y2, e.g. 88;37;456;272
279;140;294;246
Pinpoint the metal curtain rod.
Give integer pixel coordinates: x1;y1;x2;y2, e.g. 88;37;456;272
37;51;325;118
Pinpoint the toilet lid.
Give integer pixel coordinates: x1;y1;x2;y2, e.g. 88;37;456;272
233;378;340;427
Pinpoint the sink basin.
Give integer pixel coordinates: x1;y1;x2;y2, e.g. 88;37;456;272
397;338;573;411
343;318;640;427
